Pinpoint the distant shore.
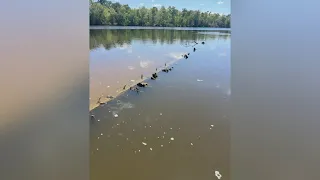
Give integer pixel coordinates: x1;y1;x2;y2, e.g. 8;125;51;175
90;26;231;31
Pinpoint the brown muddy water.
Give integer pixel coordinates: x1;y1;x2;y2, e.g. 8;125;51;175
90;28;230;180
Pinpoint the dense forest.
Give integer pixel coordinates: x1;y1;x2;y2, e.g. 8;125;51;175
90;0;231;28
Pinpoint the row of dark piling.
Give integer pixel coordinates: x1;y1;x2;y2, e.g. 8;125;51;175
93;41;206;110
127;41;205;93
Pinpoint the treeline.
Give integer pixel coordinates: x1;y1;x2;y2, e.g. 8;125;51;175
90;0;231;28
90;29;230;50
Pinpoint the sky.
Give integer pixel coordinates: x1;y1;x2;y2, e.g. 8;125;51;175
108;0;230;14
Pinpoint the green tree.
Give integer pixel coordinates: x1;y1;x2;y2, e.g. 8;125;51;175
90;3;110;25
158;6;167;26
98;0;111;7
151;7;158;26
89;1;231;28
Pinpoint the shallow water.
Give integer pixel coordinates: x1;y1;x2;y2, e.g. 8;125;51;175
90;28;230;180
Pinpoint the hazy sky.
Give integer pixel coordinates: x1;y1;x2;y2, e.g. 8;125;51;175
108;0;230;14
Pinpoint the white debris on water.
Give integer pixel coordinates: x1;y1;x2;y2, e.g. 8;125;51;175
97;119;100;122
97;148;99;151
157;137;160;139
138;150;141;152
100;133;103;136
210;128;212;130
161;145;164;147
149;148;153;151
191;143;194;146
197;79;204;82
117;124;120;126
107;86;110;88
114;114;119;118
170;128;173;130
168;52;185;60
149;126;152;128
215;171;222;179
162;136;165;139
160;113;163;116
140;60;153;69
142;142;147;146
211;125;214;127
116;101;135;112
164;132;167;135
170;137;175;141
130;79;135;82
97;137;100;139
133;129;135;132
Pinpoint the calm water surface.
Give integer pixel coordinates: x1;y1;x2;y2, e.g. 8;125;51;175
90;28;230;180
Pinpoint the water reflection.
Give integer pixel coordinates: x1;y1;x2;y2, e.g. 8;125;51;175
90;29;230;50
